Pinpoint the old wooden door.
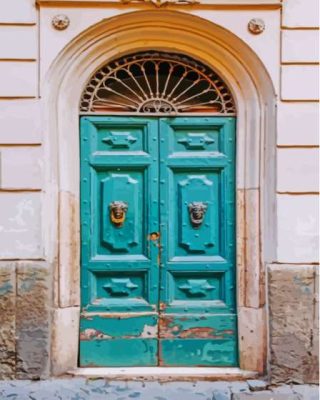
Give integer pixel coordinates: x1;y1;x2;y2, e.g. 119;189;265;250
79;116;237;367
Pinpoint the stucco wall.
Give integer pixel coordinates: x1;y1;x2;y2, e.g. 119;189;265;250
0;0;318;382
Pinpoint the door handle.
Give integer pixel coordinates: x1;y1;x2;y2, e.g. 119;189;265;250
188;202;208;229
109;201;128;228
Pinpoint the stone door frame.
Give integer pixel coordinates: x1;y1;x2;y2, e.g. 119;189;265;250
42;10;276;375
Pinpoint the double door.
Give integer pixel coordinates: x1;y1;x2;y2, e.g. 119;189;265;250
79;116;237;366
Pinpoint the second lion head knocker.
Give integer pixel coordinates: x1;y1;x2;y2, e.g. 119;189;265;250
109;201;128;228
188;202;208;229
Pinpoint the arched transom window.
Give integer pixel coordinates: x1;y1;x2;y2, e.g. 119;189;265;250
80;52;236;114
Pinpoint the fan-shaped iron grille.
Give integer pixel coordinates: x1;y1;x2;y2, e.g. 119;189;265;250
80;52;236;114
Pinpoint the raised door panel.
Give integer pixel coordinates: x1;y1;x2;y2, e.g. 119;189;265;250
80;117;159;366
98;171;144;254
173;171;219;256
159;117;237;366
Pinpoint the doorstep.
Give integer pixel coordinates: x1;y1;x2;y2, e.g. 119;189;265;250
68;367;259;381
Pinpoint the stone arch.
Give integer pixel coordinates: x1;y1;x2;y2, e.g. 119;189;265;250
42;10;276;375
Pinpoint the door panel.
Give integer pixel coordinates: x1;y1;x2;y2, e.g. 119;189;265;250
172;171;220;256
159;338;237;367
80;116;237;367
159;117;237;366
80;117;159;366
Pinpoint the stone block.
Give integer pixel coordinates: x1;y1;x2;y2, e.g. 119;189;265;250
0;0;36;24
271;386;296;395
212;388;230;400
0;62;37;97
268;264;319;384
51;307;79;375
229;381;250;393
276;195;319;263
237;189;245;308
277;102;319;146
0;146;43;189
58;191;80;307
244;189;262;308
0;192;42;259
281;65;319;100
282;30;319;63
238;307;266;373
232;394;299;400
292;385;320;400
247;380;267;392
0;100;41;144
277;148;319;193
282;0;319;28
16;262;51;379
0;262;16;379
0;26;37;60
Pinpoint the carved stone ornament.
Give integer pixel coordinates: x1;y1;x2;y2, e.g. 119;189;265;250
121;0;198;7
109;201;128;228
248;18;265;35
188;202;208;229
52;14;70;31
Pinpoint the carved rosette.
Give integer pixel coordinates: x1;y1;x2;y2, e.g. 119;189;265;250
52;14;70;31
248;18;265;35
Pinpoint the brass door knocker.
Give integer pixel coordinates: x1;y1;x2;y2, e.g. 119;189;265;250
109;201;128;228
188;202;208;229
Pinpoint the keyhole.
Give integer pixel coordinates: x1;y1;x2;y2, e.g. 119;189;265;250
149;232;160;241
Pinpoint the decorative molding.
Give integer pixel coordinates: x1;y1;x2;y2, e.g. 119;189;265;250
248;18;265;34
52;14;70;30
178;279;215;297
121;0;198;6
102;132;137;148
80;51;236;114
103;278;138;296
37;0;281;8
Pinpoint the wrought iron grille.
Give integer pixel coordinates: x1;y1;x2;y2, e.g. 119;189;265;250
80;52;236;114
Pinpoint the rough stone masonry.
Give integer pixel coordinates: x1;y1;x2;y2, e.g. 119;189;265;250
0;379;318;400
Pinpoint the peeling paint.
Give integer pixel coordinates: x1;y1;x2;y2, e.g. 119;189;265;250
140;324;158;338
180;327;215;339
159;315;236;340
80;323;158;340
0;281;13;295
79;328;112;340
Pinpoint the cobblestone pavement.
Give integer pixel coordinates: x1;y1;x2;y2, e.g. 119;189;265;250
0;379;318;400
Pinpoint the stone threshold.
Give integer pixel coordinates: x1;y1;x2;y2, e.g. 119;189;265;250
68;367;259;381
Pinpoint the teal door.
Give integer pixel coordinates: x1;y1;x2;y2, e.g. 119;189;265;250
80;116;237;367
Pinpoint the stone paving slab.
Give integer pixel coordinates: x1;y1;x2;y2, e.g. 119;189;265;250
232;394;300;400
0;379;318;400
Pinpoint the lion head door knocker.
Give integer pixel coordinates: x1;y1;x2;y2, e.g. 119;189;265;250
188;202;208;229
109;201;128;228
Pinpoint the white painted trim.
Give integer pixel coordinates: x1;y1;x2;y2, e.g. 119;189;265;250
69;367;258;380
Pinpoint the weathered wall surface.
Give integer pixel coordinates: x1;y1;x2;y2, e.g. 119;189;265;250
268;265;319;384
268;0;319;384
0;0;50;380
0;262;51;379
0;0;318;383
